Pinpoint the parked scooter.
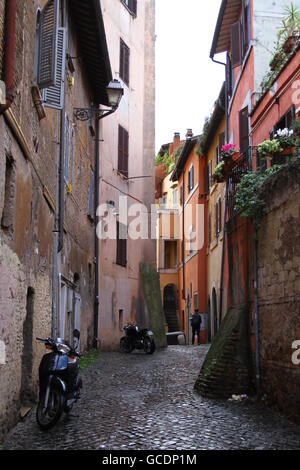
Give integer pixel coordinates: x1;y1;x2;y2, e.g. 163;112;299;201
120;323;156;355
36;330;82;430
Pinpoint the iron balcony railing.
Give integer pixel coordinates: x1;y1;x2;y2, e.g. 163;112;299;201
227;144;300;219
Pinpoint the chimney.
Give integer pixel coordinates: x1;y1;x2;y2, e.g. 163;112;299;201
186;129;193;139
173;132;181;152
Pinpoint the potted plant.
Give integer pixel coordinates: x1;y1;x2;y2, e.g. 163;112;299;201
292;119;300;138
257;139;281;159
220;143;240;161
274;128;296;155
278;3;300;53
213;161;226;183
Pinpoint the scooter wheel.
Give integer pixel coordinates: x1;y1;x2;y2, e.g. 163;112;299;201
144;337;155;355
36;387;65;430
120;337;133;353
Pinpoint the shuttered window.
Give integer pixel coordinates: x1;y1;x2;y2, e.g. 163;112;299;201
118;125;129;177
208;160;212;192
208;212;212;246
37;0;59;90
188;165;194;193
43;27;66;110
204;165;209;195
117;222;127;267
88;168;95;220
231;21;242;68
239;106;249;154
242;0;251;57
120;39;130;86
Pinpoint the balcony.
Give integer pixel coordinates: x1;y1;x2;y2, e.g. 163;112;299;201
227;145;300;220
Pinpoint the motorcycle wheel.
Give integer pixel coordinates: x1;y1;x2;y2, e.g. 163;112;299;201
36;387;65;430
144;337;155;355
120;337;134;353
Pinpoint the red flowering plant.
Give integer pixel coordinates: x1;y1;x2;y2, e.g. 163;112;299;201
220;143;240;161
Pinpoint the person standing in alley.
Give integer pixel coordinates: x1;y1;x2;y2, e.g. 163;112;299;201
191;309;202;346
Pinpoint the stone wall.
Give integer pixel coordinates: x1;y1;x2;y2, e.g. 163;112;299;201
257;160;300;422
0;0;4;77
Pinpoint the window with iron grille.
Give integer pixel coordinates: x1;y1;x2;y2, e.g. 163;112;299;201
120;39;130;86
117;222;127;267
118;125;129;177
121;0;137;16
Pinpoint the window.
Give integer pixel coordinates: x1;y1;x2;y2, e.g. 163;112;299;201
120;39;130;86
208;212;212;246
230;0;251;69
208;160;212;191
188;164;194;193
88;167;95;220
36;0;59;90
173;188;178;208
215;198;222;236
118;125;129;178
117;222;127;267
271;106;295;137
121;0;137;16
239;106;249;154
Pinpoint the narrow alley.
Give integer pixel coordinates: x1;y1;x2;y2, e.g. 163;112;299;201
3;346;300;451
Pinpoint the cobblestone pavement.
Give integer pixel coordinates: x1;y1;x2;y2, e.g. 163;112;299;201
3;345;300;450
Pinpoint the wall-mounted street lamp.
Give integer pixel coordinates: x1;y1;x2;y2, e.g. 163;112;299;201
73;79;124;135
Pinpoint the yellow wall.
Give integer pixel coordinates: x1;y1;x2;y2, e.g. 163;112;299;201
206;116;227;336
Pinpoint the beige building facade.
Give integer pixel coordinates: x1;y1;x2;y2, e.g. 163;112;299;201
98;0;156;350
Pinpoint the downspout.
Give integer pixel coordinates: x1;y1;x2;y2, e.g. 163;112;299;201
210;54;229;325
94;116;100;349
182;172;186;340
1;0;17;113
58;0;67;253
253;225;261;398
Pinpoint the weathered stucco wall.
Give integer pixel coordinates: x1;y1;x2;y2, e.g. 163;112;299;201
258;160;300;421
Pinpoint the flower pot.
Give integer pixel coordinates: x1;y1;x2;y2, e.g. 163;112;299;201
281;145;295;156
282;36;297;54
213;173;226;183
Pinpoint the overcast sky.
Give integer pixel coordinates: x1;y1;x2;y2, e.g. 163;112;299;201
155;0;225;153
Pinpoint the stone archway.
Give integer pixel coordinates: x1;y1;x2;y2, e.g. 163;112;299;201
163;284;179;332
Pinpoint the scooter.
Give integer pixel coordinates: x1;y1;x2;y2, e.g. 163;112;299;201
120;323;156;355
36;330;82;430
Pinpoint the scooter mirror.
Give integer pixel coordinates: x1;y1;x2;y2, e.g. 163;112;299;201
73;329;80;340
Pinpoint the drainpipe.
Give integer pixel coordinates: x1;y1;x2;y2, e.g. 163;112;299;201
1;0;17;113
181;172;186;340
94;116;100;349
253;226;261;398
52;112;60;338
210;56;229;142
58;0;67;253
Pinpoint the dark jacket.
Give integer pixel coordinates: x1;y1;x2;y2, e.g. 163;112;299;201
191;312;201;328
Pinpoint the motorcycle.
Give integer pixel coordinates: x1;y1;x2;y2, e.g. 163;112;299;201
120;323;156;355
36;330;82;430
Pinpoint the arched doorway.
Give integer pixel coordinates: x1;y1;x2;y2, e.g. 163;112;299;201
212;287;218;337
163;284;179;332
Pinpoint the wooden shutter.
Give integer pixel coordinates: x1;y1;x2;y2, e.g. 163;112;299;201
131;0;137;16
208;161;212;191
231;21;242;68
218;199;222;234
208;213;212;246
219;132;225;152
120;39;130;85
239;106;249;154
214;203;218;238
118;126;129;177
43;27;66;109
38;0;59;89
204;166;209;194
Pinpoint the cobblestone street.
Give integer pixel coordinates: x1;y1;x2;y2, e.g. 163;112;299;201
3;346;300;450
